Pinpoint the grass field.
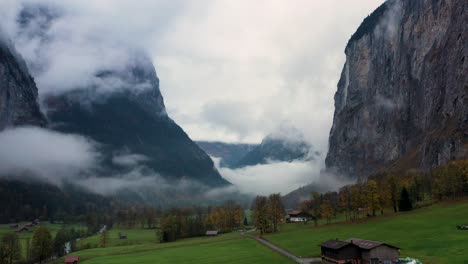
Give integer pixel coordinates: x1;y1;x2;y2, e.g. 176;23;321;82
262;201;468;264
72;232;293;264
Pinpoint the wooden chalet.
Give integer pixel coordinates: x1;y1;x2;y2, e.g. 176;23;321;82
321;238;400;264
9;224;19;229
119;233;127;239
286;210;315;222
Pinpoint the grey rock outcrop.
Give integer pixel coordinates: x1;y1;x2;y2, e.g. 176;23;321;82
0;36;46;130
326;0;467;179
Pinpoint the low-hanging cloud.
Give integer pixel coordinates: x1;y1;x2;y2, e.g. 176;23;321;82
214;155;325;196
0;127;99;184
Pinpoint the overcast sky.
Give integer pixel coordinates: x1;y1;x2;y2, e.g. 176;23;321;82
2;0;385;152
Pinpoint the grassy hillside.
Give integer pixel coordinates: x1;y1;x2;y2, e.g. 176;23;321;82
263;201;468;264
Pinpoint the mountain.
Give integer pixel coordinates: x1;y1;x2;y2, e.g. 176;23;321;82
326;0;467;179
196;141;258;168
45;53;229;187
0;35;46;130
234;135;317;168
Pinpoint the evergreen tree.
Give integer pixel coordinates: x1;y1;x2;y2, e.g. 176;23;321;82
398;187;413;212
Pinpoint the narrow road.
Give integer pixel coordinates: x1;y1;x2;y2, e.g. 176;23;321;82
241;230;322;264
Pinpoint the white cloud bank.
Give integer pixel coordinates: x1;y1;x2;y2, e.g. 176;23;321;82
0;127;99;184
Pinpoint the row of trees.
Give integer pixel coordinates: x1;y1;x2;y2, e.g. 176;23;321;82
159;201;245;242
251;194;285;234
298;160;468;224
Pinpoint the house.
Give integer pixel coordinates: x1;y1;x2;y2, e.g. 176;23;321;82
9;224;19;229
321;238;400;264
321;240;361;263
286;210;315;222
119;233;127;239
15;227;29;233
26;223;35;227
205;230;218;237
348;238;400;264
65;256;79;264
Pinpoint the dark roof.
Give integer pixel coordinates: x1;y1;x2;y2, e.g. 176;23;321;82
288;210;312;217
321;240;354;250
347;238;400;250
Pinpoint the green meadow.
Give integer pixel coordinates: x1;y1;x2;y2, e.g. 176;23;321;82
73;232;292;264
262;201;468;264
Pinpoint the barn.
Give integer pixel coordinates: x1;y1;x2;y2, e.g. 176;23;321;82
321;240;360;263
348;238;400;264
321;238;400;264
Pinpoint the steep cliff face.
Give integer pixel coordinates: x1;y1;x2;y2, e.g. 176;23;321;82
326;0;467;179
0;37;46;130
45;54;229;187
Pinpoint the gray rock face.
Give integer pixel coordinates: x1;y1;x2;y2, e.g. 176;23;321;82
0;38;46;130
326;0;467;179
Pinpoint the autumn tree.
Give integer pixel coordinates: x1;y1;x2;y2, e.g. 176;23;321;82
268;194;285;232
320;198;334;224
365;180;380;216
387;176;399;212
252;196;269;234
310;192;321;226
31;226;53;263
0;233;21;264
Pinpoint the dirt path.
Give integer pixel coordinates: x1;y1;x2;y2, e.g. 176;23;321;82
241;230;322;264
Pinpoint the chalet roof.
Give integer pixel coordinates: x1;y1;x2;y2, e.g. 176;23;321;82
65;256;79;262
321;240;354;250
347;238;400;250
287;210;312;217
206;230;218;235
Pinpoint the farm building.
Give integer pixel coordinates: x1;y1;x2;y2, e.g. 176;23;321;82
321;240;360;263
286;210;315;222
15;227;29;233
119;233;127;239
205;230;218;237
321;238;399;264
9;224;18;228
65;256;79;264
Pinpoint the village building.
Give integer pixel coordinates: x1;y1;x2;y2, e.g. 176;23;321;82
119;233;127;239
9;224;19;229
321;238;400;264
65;256;79;264
15;227;29;233
205;230;218;237
286;210;315;222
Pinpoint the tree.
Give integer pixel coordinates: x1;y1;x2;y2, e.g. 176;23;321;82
251;196;269;234
311;192;321;226
100;230;109;248
31;226;53;263
54;229;70;257
0;233;21;264
268;194;285;232
365;180;380;216
387;176;399;213
398;187;413;212
320;199;334;224
243;216;248;226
